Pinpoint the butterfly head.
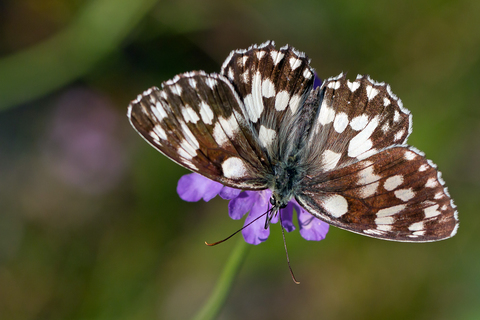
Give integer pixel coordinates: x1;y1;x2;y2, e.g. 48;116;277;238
269;193;288;209
264;163;302;229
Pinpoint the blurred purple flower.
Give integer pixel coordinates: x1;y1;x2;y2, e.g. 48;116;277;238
177;173;329;245
42;88;127;194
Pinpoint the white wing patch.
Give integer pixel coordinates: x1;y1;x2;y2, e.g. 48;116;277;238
322;194;349;218
259;125;277;148
222;157;248;179
348;116;379;158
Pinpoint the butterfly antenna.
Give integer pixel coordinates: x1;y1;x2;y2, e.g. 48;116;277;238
205;208;272;246
280;214;300;284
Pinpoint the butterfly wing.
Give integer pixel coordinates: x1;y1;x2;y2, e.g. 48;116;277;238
129;41;317;189
220;41;316;162
296;75;458;241
297;146;458;242
128;71;269;189
300;73;412;175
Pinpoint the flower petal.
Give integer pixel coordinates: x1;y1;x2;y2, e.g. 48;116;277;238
228;191;258;220
296;204;330;241
279;202;296;232
219;186;242;200
242;192;270;245
177;173;223;202
313;73;323;89
177;173;329;244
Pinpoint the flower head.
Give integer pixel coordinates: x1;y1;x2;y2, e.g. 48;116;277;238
177;173;329;245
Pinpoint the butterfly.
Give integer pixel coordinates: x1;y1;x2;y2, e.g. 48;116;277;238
128;41;458;242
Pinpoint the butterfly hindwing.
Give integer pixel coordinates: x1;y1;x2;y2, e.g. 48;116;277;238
296;146;458;242
220;41;315;161
303;73;411;176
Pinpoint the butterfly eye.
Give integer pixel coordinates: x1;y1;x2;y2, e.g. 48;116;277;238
270;197;276;206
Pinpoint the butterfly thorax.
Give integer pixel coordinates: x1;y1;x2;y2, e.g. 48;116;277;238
267;156;305;210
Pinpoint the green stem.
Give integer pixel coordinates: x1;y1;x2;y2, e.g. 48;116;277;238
192;238;250;320
0;0;158;110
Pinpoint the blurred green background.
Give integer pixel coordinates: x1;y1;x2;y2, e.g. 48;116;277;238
1;0;479;319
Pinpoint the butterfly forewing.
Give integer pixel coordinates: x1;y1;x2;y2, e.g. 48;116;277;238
297;146;458;242
128;71;268;189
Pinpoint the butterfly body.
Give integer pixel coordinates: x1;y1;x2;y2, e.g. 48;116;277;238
267;88;323;211
128;41;458;242
268;156;303;208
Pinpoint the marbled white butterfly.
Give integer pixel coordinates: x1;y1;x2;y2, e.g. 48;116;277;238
128;41;458;242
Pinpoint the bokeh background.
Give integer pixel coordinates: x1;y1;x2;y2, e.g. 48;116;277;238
1;0;479;319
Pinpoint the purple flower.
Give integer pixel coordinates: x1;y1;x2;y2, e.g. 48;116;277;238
42;88;127;195
313;73;322;89
177;173;329;245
